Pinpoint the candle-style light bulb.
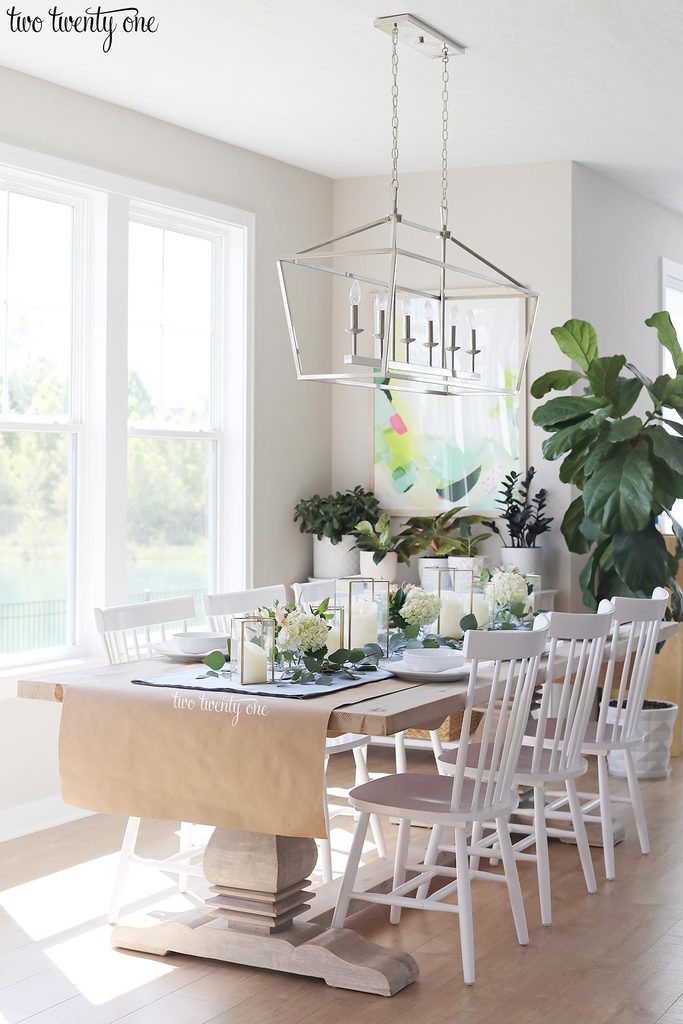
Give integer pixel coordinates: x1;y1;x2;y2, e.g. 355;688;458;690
424;299;434;321
349;278;362;307
346;278;364;355
400;295;414;363
424;298;437;364
374;290;388;357
377;290;388;311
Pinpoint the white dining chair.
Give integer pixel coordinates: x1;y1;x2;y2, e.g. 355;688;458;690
204;586;387;882
332;626;548;985
543;589;669;881
94;595;206;923
293;579;445;774
439;609;612;926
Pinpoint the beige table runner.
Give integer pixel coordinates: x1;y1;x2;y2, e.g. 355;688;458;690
58;670;418;838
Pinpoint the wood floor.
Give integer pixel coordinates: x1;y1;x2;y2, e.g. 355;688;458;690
2;748;683;1023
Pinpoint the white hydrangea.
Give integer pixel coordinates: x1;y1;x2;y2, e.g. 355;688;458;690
492;569;529;608
276;610;329;654
402;587;441;628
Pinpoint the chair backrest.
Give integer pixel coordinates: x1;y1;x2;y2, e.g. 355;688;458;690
203;585;288;632
452;626;548;815
527;609;612;773
595;588;669;744
292;579;335;610
94;595;196;665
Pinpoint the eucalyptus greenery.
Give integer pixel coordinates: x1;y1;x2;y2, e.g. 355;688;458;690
200;643;384;686
352;511;414;564
531;312;683;617
293;486;379;545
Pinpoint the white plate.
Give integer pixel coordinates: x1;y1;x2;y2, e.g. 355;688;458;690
381;655;469;682
152;641;228;663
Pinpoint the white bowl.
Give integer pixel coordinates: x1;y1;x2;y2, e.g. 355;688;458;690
172;632;227;656
403;647;463;673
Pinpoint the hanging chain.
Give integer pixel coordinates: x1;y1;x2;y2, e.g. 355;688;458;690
440;44;450;229
391;22;399;214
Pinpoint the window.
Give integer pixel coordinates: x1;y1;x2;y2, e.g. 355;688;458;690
0;184;84;656
0;154;250;664
127;211;226;618
662;258;683;527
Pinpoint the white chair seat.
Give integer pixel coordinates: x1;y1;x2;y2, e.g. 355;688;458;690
325;733;372;754
348;771;518;825
526;717;645;754
440;743;589;784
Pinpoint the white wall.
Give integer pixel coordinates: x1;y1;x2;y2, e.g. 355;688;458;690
0;67;333;833
332;162;574;601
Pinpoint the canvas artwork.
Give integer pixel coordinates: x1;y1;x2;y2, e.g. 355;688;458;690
373;295;525;514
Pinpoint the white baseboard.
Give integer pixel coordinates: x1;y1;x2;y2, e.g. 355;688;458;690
0;796;94;843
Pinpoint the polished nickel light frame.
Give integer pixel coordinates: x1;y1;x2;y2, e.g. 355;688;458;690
276;14;539;399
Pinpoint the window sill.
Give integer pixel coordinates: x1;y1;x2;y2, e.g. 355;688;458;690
0;653;106;702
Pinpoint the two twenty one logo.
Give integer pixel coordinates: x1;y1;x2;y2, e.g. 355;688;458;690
6;6;159;53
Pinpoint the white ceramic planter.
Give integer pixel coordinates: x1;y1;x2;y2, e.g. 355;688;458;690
417;556;449;586
605;700;679;779
313;535;359;579
499;547;543;576
359;550;398;582
448;555;486;575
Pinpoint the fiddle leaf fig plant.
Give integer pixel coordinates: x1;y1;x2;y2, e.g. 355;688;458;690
532;313;683;618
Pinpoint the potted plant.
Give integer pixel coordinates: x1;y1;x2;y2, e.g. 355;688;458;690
293;486;379;579
604;698;679;779
531;312;683;617
351;512;415;582
447;520;492;575
405;508;490;583
484;467;552;576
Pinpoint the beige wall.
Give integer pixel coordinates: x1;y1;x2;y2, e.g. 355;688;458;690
332;162;574;602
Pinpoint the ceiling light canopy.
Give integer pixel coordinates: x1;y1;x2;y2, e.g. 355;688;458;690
277;13;539;398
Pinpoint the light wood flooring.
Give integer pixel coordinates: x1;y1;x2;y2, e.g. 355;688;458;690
1;748;683;1023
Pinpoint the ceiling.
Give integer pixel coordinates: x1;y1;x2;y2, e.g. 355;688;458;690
2;0;683;212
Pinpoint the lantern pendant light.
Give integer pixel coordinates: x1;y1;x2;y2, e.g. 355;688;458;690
277;13;539;398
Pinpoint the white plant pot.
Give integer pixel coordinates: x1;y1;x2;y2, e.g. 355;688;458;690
313;535;359;580
499;547;543;576
605;700;679;779
417;556;449;586
448;555;486;575
359;550;398;582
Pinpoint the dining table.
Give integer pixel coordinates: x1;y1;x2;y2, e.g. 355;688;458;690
17;619;679;997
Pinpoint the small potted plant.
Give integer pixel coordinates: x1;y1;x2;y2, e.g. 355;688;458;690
405;508;489;583
484;467;552;576
447;520;492;575
293;486;379;579
352;512;415;582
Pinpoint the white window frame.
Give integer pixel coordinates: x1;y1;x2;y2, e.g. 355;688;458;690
0;143;253;668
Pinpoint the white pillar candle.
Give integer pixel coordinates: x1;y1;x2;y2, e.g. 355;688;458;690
326;625;341;656
439;591;463;639
235;640;268;684
472;594;490;629
350;601;378;648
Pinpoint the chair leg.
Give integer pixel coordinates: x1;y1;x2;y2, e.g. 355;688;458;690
332;812;370;929
566;779;597;894
455;825;475;985
416;824;443;900
623;748;650;855
319;756;333;884
395;731;407;773
352;746;387;859
597;753;616;880
470;820;484;872
390;818;412;924
109;816;141;924
178;821;193;894
495;816;529;946
429;730;444;771
533;785;552;926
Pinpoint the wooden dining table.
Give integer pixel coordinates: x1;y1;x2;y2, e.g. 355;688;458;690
17;620;679;997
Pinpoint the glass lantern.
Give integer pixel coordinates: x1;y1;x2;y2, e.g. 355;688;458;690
230;615;276;685
526;573;542;613
422;566;475;639
335;578;390;656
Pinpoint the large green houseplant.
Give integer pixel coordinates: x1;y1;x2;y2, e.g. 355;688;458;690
532;312;683;617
